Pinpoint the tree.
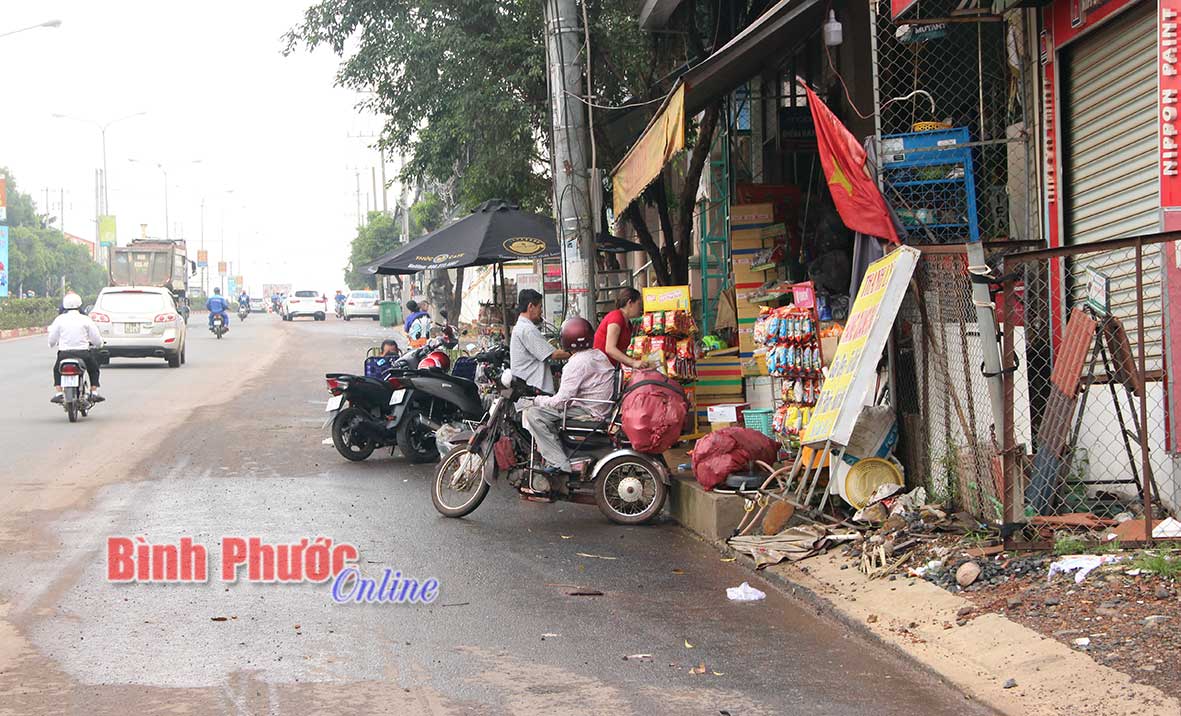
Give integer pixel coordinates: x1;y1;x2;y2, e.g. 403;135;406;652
1;167;43;229
344;211;402;289
287;1;754;287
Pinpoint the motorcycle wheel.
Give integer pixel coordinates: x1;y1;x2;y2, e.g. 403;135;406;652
593;455;668;525
331;407;376;461
397;411;439;463
67;403;78;423
431;445;491;518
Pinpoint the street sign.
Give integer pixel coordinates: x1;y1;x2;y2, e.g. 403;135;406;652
196;250;208;267
98;215;117;247
0;177;7;224
1085;267;1109;316
218;261;227;275
802;246;920;447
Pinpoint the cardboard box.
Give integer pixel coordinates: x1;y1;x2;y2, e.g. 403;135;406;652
707;403;749;424
731;203;775;227
820;335;840;367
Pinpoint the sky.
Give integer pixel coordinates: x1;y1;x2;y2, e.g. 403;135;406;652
0;0;394;294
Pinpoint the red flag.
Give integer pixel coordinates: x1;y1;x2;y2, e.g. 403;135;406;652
806;86;899;243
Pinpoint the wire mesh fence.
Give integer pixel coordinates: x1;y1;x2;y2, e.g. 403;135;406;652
1000;236;1176;535
873;0;1038;247
894;248;1005;520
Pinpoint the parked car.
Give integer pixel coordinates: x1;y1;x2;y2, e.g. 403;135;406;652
283;290;327;321
342;290;380;320
249;297;266;312
90;286;187;368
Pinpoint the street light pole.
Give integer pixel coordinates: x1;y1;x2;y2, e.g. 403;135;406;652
0;19;62;39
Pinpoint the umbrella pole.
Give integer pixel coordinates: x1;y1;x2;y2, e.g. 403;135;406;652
499;263;510;339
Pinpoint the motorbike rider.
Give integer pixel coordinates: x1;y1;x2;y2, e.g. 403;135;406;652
523;317;615;479
48;292;105;404
207;287;230;332
509;289;570;394
238;290;250;312
335;289;347;311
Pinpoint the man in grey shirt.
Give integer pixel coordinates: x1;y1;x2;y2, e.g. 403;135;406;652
510;289;569;394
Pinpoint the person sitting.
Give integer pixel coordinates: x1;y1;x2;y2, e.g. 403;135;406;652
49;292;105;403
509;289;569;394
403;300;432;348
594;287;646;369
207;288;230;331
523;317;614;484
239;290;250;311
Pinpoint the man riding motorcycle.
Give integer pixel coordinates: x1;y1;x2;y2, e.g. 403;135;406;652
48;292;105;403
239;290;250;312
207;287;230;332
522;317;614;479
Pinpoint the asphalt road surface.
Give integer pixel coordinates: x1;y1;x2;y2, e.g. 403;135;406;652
0;312;994;715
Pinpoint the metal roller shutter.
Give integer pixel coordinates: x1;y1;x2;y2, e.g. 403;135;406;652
1063;3;1161;370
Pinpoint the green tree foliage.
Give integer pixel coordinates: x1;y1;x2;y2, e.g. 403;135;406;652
344;211;402;289
1;167;43;228
288;1;751;285
8;227;108;297
1;168;106;297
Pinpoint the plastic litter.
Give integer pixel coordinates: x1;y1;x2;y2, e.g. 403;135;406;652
1047;555;1124;584
1152;517;1181;539
726;582;766;602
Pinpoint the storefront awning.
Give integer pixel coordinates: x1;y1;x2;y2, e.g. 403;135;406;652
610;0;824;217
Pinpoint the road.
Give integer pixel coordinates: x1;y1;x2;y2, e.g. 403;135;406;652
0;313;993;715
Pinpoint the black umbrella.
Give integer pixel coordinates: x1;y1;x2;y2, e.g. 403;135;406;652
364;199;559;276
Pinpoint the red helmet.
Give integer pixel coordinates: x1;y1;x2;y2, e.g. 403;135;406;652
419;350;451;372
560;317;594;352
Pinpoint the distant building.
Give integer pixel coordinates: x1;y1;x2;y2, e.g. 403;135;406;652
64;232;96;260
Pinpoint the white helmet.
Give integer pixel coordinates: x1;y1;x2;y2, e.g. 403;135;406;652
62;292;82;310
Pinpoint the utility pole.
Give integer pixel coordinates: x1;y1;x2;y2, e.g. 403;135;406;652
544;0;596;319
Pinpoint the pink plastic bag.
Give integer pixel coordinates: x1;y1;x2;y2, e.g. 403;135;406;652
692;427;778;490
620;370;689;454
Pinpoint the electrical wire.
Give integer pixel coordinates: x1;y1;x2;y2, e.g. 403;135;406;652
580;0;596;173
822;4;875;121
562;89;670;110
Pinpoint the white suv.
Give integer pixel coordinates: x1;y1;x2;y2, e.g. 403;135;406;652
283;290;327;321
91;287;187;367
342;290;380;320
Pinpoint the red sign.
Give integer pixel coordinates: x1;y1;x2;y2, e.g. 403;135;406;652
218;261;227;275
1162;0;1181;214
891;0;919;19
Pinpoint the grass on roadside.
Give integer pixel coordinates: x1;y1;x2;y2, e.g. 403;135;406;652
1133;549;1181;578
1053;533;1090;555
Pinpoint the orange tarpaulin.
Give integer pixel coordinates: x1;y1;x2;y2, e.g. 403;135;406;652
611;84;685;218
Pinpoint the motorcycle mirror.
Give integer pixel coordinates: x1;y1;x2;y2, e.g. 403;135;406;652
500;369;514;388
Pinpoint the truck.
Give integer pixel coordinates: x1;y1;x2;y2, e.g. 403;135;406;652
261;283;292;312
109;239;196;320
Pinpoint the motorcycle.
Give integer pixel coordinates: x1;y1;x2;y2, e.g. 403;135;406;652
324;326;502;463
211;313;228;339
430;367;670;525
238;304;249;322
335;301;345;319
57;358;96;423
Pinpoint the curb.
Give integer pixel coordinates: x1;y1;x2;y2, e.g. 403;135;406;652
704;532;1179;716
0;326;48;341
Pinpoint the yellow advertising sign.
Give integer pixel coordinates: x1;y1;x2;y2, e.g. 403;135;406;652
98;215;117;247
802;246;920;447
641;284;691;311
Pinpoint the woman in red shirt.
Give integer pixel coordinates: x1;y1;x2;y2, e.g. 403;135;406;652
594;287;645;369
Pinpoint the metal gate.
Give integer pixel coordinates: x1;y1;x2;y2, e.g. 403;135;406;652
1063;3;1162;370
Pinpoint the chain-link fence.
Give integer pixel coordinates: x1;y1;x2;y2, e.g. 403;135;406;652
873;0;1038;246
894;248;1004;520
1000;235;1177;538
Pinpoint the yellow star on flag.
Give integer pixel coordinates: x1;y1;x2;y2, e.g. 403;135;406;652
828;162;854;197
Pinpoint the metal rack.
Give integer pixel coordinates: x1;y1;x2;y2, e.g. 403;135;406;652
880;127;980;245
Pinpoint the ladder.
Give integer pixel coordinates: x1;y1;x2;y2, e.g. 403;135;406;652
698;130;731;335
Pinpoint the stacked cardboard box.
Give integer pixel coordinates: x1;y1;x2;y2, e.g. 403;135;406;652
695;354;744;432
731;204;785;377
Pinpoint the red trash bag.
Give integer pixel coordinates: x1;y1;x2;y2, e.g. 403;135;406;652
692;427;778;491
620;370;689;454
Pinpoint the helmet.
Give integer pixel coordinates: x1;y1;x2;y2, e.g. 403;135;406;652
419;350;451;372
559;317;594;352
62;292;82;310
213;287;221;295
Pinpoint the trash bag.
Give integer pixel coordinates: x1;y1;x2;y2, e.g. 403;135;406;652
692;427;778;491
620;370;689;454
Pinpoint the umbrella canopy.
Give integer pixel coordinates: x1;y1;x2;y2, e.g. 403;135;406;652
364;199;559;275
